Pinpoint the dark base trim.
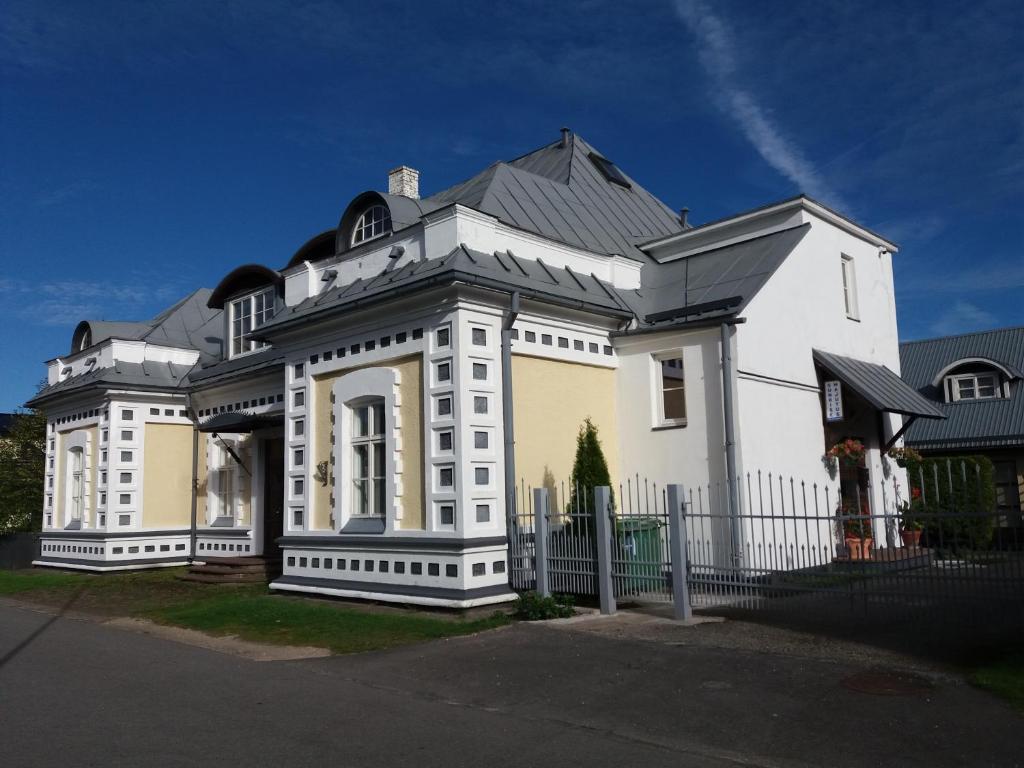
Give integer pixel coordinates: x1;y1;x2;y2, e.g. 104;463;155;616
196;528;253;538
276;535;507;551
34;556;189;570
271;574;513;602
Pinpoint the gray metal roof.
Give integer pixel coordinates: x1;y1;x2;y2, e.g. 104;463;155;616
187;347;286;387
27;361;195;407
426;133;682;260
257;244;638;337
813;349;945;419
899;326;1024;449
631;224;810;328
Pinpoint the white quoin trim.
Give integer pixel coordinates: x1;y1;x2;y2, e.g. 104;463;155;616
332;367;403;531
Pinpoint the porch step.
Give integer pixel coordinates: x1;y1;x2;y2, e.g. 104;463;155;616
178;556;282;585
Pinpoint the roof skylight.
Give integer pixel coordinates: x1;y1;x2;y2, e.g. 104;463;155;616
588;152;631;189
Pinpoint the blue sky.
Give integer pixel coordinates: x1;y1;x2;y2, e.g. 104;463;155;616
1;0;1021;410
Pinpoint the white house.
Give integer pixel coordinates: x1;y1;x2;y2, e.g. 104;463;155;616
27;129;942;605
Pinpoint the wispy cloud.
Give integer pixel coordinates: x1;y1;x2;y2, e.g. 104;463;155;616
673;0;848;209
900;261;1024;295
0;278;184;327
928;300;999;336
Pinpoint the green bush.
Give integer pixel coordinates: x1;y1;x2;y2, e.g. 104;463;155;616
514;591;575;620
567;417;614;514
0;409;46;534
904;455;997;554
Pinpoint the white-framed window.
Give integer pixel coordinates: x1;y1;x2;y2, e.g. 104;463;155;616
350;399;386;517
210;439;241;521
68;447;84;524
946;372;1001;402
653;352;687;427
230;288;276;357
840;254;859;320
351;205;392;246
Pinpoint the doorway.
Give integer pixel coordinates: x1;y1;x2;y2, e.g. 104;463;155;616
261;437;285;558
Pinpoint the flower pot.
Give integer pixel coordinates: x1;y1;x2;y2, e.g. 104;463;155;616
900;529;922;548
845;537;874;560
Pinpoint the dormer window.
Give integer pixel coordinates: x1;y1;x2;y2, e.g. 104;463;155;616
351;205;391;246
945;371;1002;402
78;329;92;352
230;288;276;357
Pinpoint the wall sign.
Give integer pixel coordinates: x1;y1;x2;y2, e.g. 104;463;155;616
824;380;844;422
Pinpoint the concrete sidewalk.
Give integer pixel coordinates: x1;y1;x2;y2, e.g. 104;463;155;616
0;600;1019;767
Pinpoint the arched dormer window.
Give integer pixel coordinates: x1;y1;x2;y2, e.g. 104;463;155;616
942;363;1008;403
351;205;392;246
78;329;92;352
207;264;284;359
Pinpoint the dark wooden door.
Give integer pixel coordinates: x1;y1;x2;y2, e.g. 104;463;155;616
262;437;285;558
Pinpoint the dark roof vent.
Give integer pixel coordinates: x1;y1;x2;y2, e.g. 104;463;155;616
587;152;631;189
560;127;571;148
679;207;691;228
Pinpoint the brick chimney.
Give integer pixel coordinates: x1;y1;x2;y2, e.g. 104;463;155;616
388;165;420;199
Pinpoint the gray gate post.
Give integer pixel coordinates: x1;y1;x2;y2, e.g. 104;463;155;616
532;488;550;597
666;484;693;621
593;485;616;615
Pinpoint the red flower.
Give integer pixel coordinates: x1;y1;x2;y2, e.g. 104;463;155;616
911;487;921;500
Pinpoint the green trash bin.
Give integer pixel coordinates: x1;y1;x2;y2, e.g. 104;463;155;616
616;517;664;592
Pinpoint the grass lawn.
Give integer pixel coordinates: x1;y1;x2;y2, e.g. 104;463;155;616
970;654;1024;714
0;568;510;654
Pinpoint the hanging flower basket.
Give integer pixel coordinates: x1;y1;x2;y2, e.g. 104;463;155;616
886;445;922;468
827;439;866;467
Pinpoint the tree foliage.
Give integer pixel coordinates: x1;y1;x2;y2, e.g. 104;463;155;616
568;417;614;512
0;409;47;534
903;454;997;553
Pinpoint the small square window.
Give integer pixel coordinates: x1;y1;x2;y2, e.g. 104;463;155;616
472;363;487;380
437;397;452;417
119;493;131;505
475;467;489;485
395;561;406;574
294;419;305;437
412;328;423;340
524;330;536;343
476;504;490;523
323;350;332;361
446;564;457;578
121;430;133;441
294;478;304;496
493;560;506;574
472;563;486;576
364;559;374;572
436;327;450;347
119;472;131;483
437;362;451;382
603;345;613;355
472;328;487;346
350;559;360;571
365;340;376;351
440;504;455;526
294;390;305;408
428;563;440;576
299;557;308;568
473;396;488;414
439;431;453;451
294;448;304;467
510;328;519;340
396;331;407;344
292;508;303;526
439;466;454;487
474;431;488;449
573;339;584;351
542;334;552;346
120;451;132;462
558;337;569;348
295;363;305;378
411;562;422;575
589;342;599;353
379;560;389;573
163;408;174;416
324;558;333;569
150;407;159;416
121;409;134;421
380;336;390;348
338;558;346;570
350;343;361;355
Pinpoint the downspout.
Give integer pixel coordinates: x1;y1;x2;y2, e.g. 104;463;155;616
501;292;521;524
720;319;745;568
186;392;199;565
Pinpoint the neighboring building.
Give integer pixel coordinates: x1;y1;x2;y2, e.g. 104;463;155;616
900;326;1024;528
26;129;940;605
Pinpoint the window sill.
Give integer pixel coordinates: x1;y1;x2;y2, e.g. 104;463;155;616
652;420;688;432
340;517;386;534
845;315;861;323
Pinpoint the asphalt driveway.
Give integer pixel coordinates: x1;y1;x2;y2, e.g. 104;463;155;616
0;599;1019;767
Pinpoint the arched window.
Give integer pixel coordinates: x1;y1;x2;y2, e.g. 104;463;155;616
350;205;392;246
78;329;92;352
350;398;386;517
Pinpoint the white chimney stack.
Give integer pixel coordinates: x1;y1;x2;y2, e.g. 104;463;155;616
388;165;420;199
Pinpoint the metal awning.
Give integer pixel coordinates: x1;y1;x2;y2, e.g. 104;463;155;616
197;411;285;433
813;349;945;419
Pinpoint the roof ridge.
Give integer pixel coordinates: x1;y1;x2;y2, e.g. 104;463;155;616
900;325;1024;345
